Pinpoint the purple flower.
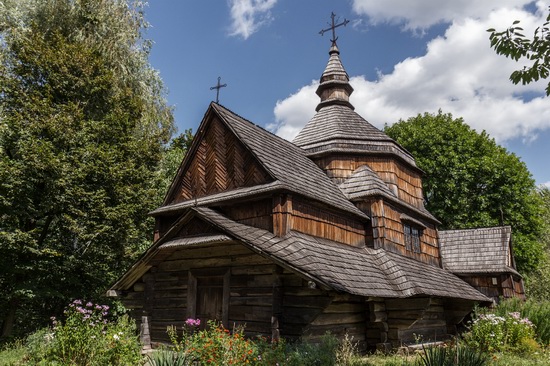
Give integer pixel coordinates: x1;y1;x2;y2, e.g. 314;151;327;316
86;302;93;307
185;318;201;327
73;299;82;305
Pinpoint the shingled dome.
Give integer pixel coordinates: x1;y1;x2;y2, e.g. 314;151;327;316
293;43;417;168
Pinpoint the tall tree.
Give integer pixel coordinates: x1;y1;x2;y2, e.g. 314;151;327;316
523;186;550;299
487;7;550;95
0;0;174;337
385;111;545;273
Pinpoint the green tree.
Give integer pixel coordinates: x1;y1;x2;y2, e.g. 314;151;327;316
0;0;174;337
487;7;550;95
385;111;545;273
157;129;194;203
524;186;550;299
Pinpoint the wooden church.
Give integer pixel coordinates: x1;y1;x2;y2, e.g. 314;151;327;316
108;33;524;350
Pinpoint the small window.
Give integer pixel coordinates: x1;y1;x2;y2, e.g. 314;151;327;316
403;223;422;253
404;224;412;251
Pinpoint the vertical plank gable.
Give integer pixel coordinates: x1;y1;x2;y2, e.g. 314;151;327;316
168;117;273;204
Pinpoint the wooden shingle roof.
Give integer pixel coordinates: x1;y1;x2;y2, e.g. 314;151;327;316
293;42;418;169
154;103;367;220
195;207;489;302
439;226;519;276
339;165;397;200
339;165;439;223
293;105;417;166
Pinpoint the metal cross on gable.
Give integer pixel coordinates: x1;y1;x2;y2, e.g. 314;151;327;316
319;12;349;44
210;76;227;103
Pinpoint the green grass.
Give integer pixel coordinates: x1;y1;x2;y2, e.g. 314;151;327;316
488;350;550;366
0;340;26;366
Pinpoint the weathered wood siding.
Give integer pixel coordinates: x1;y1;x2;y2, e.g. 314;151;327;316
358;200;440;266
218;199;273;232
272;194;366;247
169;117;272;204
459;274;525;303
312;155;424;209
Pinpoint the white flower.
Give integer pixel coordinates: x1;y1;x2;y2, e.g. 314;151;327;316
113;334;120;340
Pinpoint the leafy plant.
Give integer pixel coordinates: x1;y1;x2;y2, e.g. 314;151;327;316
415;343;488;366
464;309;538;354
285;333;339;366
492;297;550;346
0;0;175;338
147;347;194;366
385;111;545;272
26;300;142;365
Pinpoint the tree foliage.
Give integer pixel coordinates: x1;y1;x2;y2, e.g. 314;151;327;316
487;7;550;95
0;0;174;337
385;111;545;273
157;129;194;203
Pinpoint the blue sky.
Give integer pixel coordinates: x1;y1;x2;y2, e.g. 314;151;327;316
144;0;550;187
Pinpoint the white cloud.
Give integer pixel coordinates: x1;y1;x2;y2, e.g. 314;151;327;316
271;5;550;145
228;0;277;39
542;181;550;188
350;0;538;30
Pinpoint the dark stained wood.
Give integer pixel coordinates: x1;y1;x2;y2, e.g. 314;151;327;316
291;198;366;246
169;117;272;204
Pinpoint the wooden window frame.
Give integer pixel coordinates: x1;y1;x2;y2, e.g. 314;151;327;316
187;268;230;327
403;223;422;254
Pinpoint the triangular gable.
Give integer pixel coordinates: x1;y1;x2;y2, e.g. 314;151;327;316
165;104;274;205
109;208;232;291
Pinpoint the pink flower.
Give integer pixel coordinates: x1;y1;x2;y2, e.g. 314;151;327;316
185;318;201;327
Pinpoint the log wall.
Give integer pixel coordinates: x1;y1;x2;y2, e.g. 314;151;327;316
385;297;449;346
118;242;391;349
305;293;369;351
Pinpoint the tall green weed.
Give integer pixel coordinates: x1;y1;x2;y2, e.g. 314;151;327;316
492;298;550;345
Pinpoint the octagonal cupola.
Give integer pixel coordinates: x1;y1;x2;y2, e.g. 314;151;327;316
315;42;355;112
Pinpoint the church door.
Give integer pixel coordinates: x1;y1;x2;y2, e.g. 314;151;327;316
196;276;223;327
188;269;229;328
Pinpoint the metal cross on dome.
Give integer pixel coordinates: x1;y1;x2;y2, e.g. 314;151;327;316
319;12;349;43
210;76;227;103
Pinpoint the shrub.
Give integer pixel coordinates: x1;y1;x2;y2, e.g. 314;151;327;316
0;339;27;366
494;298;550;346
167;319;263;365
285;333;339;366
464;310;538;353
25;299;142;365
